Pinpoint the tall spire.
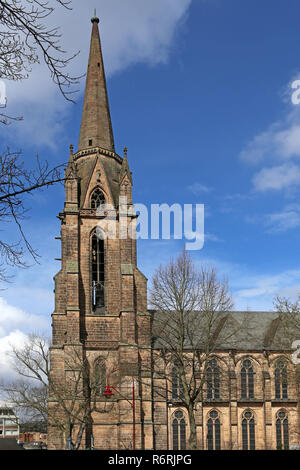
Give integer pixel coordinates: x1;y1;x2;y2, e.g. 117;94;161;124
78;15;115;152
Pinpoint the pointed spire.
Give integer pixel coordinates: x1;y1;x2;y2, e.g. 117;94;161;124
119;147;132;185
78;16;115;152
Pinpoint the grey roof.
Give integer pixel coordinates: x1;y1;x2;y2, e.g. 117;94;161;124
151;310;300;351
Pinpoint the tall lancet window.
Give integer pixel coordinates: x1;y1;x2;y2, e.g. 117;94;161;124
91;188;106;210
276;410;289;450
207;410;221;450
241;359;254;399
172;361;184;401
275;360;288;399
206;359;220;399
172;410;186;450
91;232;105;312
242;410;255;450
95;359;106;396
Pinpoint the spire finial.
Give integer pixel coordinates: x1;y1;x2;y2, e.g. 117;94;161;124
124;147;128;159
91;8;99;23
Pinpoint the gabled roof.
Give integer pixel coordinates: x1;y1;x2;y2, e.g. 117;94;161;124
151;310;299;351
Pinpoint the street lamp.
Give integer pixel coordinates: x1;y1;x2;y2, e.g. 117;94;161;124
102;375;136;450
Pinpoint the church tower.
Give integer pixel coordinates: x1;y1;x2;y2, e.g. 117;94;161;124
48;15;153;450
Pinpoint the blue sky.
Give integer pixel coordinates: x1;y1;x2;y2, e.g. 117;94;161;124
2;0;300;375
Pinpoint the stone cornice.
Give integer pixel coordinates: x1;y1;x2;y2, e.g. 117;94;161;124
73;146;122;164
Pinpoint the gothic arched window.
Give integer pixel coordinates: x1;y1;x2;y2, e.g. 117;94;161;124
207;410;221;450
242;410;255;450
276;410;289;450
275;360;288;399
91;188;106;210
172;410;186;450
206;359;220;400
172;362;184;401
241;359;254;399
91;232;105;312
95;359;106;396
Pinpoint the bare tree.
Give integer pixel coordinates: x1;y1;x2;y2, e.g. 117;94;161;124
274;294;300;340
149;250;236;450
0;333;114;450
273;294;300;443
0;0;80;124
0;149;68;282
0;1;81;280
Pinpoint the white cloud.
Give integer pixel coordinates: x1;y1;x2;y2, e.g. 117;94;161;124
192;254;300;311
0;297;50;382
204;232;223;242
245;203;300;233
188;182;214;195
0;297;49;337
240;75;300;192
233;269;300;311
0;330;28;382
263;203;300;233
1;0;192;148
240;119;300;165
253;162;300;191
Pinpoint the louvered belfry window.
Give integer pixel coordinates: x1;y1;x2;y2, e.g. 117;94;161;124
91;233;105;312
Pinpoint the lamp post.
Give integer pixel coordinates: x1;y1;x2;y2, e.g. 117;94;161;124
103;375;136;450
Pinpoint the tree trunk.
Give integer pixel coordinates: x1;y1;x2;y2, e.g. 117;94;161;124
74;423;86;450
187;402;197;450
65;421;74;450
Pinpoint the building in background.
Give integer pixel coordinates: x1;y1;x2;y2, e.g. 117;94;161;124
19;422;47;449
0;403;19;440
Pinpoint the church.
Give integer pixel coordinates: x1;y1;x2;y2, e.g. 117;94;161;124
47;16;300;450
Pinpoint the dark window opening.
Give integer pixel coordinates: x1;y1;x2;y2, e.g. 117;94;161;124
276;410;289;450
207;410;221;450
242;410;255;450
275;361;288;399
89;139;93;146
172;362;184;401
91;188;106;210
95;360;106;395
241;359;254;399
91;234;105;312
206;359;220;400
172;410;186;450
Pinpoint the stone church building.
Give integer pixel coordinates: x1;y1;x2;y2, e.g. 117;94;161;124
47;16;300;450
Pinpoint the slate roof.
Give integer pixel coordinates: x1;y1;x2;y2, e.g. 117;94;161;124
151;310;300;351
